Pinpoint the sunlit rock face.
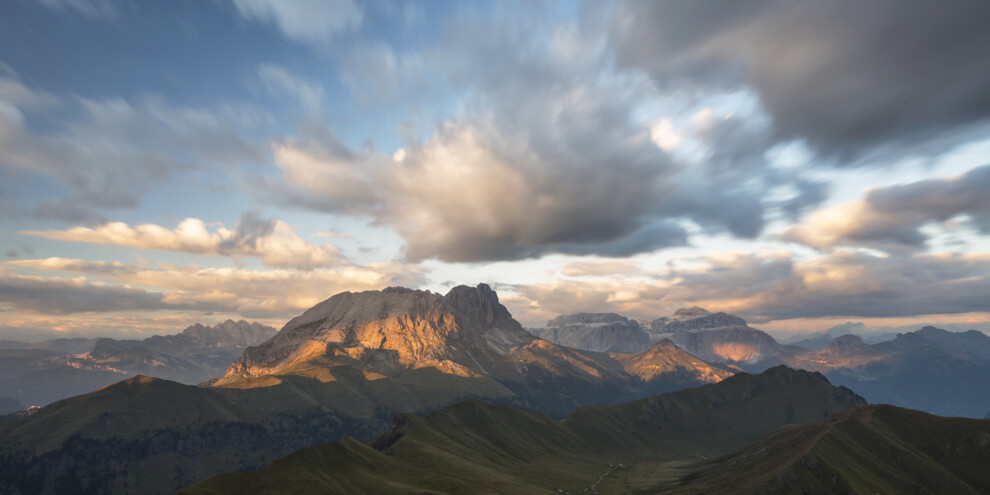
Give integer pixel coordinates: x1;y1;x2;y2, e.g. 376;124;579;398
531;313;651;353
216;284;734;417
646;308;790;368
648;307;749;335
221;284;536;381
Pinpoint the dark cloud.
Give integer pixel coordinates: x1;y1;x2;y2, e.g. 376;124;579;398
0;76;264;218
699;251;990;320
507;250;990;324
867;164;990;235
0;272;234;315
782;164;990;250
612;0;990;161
217;211;277;253
32;199;107;224
271;9;823;262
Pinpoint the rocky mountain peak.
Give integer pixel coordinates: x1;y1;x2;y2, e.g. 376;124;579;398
533;312;649;353
823;334;871;355
444;283;511;329
181;320;277;347
220;284;534;380
649;308;748;334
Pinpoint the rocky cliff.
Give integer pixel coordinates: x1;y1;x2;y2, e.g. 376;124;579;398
531;313;651;353
648;307;749;336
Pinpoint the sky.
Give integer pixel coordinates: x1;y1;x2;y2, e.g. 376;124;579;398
2;0;990;341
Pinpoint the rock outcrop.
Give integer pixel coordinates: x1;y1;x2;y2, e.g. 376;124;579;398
223;284;535;380
643;307;791;368
178;320;278;348
648;307;749;336
823;334;872;356
531;313;651;353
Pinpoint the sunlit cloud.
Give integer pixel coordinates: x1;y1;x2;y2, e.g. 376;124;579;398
781;164;990;251
22;213;345;269
4;257;424;318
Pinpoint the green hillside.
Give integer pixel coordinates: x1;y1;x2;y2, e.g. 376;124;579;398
650;405;990;494
181;366;867;495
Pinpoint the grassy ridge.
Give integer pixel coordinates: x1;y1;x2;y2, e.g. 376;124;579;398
181;366;867;494
654;405;990;494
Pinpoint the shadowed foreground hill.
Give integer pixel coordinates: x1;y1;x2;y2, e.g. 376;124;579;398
181;366;866;495
663;405;990;494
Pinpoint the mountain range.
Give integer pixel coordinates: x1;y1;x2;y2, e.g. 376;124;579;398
3;284;989;494
185;365;990;495
0;320;276;413
533;308;990;418
180;373;990;495
0;284;732;495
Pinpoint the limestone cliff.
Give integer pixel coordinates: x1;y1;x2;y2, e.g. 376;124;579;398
531;313;651;353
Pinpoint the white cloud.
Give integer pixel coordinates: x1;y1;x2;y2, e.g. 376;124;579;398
780;164;990;251
4;257;424;318
257;64;324;109
649;118;682;152
0;75;263;218
232;0;362;45
22;213;346;269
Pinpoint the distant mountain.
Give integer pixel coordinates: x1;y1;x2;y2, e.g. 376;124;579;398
646;307;800;369
529;312;650;353
531;306;990;419
649;306;748;334
534;307;798;368
0;320;276;409
785;327;939;351
787;330;990;417
179;366;867;495
784;332;832;351
0;285;733;495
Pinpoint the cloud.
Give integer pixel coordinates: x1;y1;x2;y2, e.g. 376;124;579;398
826;322;866;337
0;76;263;217
781;164;990;250
232;0;362;45
37;0;118;20
0;270;231;315
611;0;990;161
22;213;346;269
257;64;325;109
268;11;824;262
335;43;424;103
502;249;990;326
4;257;424;318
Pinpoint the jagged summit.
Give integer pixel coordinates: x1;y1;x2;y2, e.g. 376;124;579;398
533;312;649;353
216;284;733;414
220;284;536;382
180;319;277;348
649;307;749;334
